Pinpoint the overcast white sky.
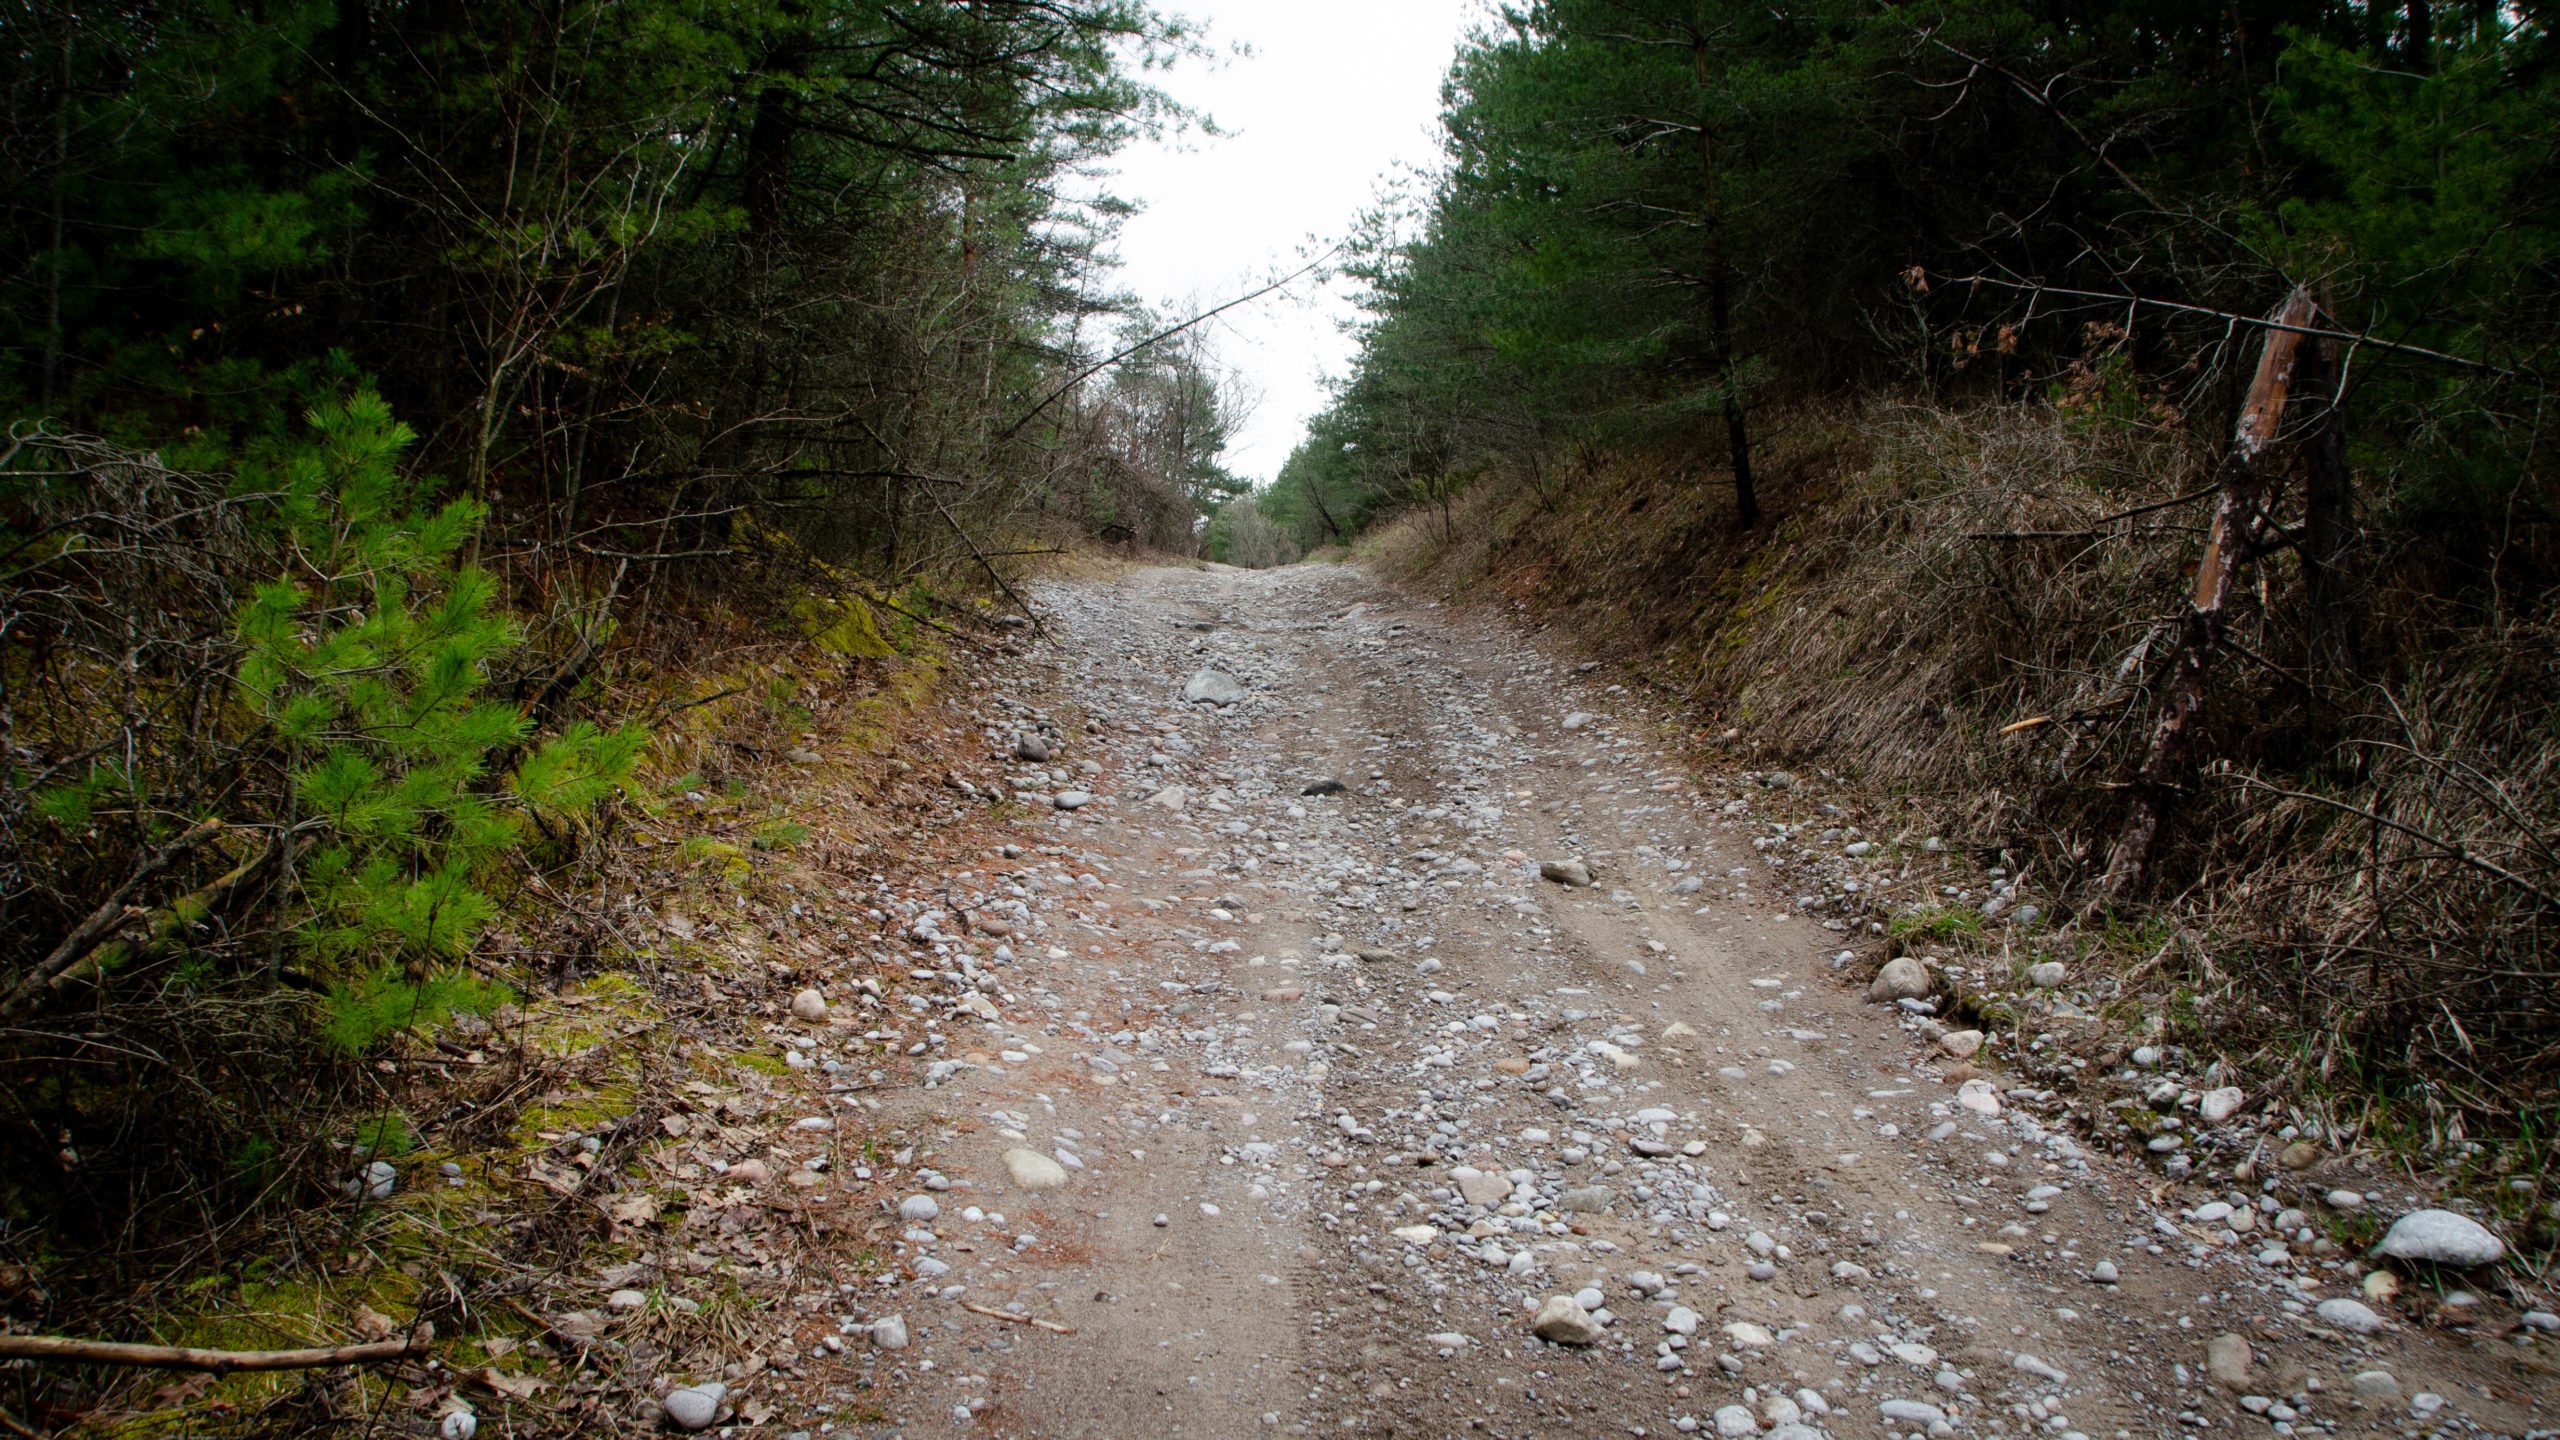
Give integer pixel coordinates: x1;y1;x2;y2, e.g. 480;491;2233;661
1095;0;1487;487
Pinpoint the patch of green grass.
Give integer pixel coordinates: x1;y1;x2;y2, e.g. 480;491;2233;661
1888;905;1983;941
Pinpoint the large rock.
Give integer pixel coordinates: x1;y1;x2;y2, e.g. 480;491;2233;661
1868;956;1932;1002
1555;1186;1613;1213
2316;1298;2385;1334
1530;1295;1604;1345
663;1383;726;1432
1002;1147;1070;1190
2199;1086;2247;1124
1451;1167;1512;1207
2371;1209;2505;1266
1539;860;1594;888
1014;733;1051;762
1182;670;1247;705
2204;1333;2252;1390
790;988;828;1021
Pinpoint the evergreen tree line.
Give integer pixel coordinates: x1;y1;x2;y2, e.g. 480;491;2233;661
0;0;1246;1321
1268;0;2558;560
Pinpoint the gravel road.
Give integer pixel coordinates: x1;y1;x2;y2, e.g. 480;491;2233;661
757;562;2548;1440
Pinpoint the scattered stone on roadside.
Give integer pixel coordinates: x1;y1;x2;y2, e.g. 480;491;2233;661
2204;1333;2252;1390
2013;1353;2068;1384
2370;1208;2505;1266
1451;1167;1512;1207
2351;1370;2400;1397
607;1289;647;1311
1015;733;1051;762
1182;670;1246;705
899;1195;940;1222
1530;1295;1604;1345
871;1314;910;1350
2027;961;2067;987
2198;1086;2246;1124
1955;1078;2002;1116
2278;1141;2320;1170
1868;956;1932;1002
1301;778;1348;796
1539;860;1593;888
1146;786;1188;810
1354;947;1397;964
2315;1298;2386;1334
791;988;828;1022
1713;1404;1758;1437
1002;1148;1070;1190
1937;1029;1983;1059
1560;713;1594;731
1555;1186;1612;1213
2089;1260;2120;1284
1052;790;1094;810
440;1412;478;1440
2326;1189;2365;1210
663;1383;726;1432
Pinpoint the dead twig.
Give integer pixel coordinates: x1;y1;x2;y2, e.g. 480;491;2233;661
960;1302;1075;1335
0;1324;431;1374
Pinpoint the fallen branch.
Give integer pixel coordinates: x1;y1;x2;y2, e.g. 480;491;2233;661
960;1302;1075;1335
0;1323;430;1374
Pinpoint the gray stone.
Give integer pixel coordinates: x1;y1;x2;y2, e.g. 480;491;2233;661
870;1313;910;1350
2027;961;2067;987
1555;1186;1613;1213
1938;1029;1983;1058
1051;790;1094;810
2199;1086;2247;1124
607;1288;648;1311
1539;860;1593;888
2351;1370;2400;1397
1451;1167;1512;1207
898;1195;940;1222
2315;1297;2385;1334
1713;1404;1757;1437
1880;1399;1948;1426
791;988;828;1021
1868;956;1932;1002
1531;1294;1603;1345
2371;1208;2505;1266
1015;734;1051;762
2012;1353;2068;1383
2089;1261;2120;1284
663;1383;726;1432
1182;670;1247;705
2205;1333;2252;1390
1002;1147;1070;1190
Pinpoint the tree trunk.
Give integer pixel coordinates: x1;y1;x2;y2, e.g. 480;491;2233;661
2098;286;2320;904
1694;41;1757;528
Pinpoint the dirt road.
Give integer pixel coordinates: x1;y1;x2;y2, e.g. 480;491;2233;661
740;562;2548;1440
